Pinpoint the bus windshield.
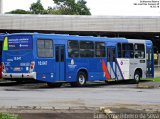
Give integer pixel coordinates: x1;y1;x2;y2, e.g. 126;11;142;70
3;35;33;51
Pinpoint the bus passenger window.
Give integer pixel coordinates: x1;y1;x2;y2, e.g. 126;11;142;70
61;47;64;62
134;44;145;59
111;49;115;62
122;43;134;58
56;47;59;62
68;40;79;58
117;43;121;58
107;48;110;62
80;41;94;57
95;42;106;57
37;39;53;58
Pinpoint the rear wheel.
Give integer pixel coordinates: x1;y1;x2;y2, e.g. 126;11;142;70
47;83;62;88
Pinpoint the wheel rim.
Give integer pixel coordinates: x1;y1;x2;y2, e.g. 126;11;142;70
135;74;139;81
79;75;85;85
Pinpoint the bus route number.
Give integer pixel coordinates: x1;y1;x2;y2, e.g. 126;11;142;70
38;61;47;66
14;57;21;61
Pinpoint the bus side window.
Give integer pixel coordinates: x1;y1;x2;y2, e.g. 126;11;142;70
80;41;94;57
134;44;145;59
111;49;115;62
68;40;79;58
117;43;121;58
37;39;53;58
95;42;106;57
122;43;134;58
107;48;110;62
61;47;64;62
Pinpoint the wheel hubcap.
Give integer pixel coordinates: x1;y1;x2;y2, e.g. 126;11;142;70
79;75;85;85
135;74;139;81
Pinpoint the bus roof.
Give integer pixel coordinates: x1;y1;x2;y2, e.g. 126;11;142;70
5;33;152;43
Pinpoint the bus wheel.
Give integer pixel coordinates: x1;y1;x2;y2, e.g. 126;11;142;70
76;71;87;86
47;83;62;88
133;71;140;84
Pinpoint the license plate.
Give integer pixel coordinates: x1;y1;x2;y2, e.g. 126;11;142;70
14;67;21;71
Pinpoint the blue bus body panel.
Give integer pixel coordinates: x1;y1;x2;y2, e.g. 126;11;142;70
3;33;129;83
2;34;34;74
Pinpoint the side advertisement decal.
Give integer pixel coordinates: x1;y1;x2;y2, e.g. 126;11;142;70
3;37;8;51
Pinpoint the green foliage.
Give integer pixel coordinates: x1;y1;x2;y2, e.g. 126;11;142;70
0;113;21;119
145;78;160;82
6;9;31;14
6;0;91;15
30;0;47;14
51;0;91;15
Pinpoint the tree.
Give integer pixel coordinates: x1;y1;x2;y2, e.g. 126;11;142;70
76;0;91;15
50;0;91;15
6;0;91;15
30;0;47;14
6;9;31;14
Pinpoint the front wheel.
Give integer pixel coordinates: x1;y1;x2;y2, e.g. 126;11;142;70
133;71;140;84
71;71;87;87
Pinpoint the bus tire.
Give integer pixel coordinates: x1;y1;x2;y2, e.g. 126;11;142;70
133;71;140;84
47;83;62;88
76;71;87;87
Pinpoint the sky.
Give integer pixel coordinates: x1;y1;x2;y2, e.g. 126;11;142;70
1;0;160;16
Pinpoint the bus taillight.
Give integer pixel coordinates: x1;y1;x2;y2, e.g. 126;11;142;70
1;62;6;73
2;63;4;69
29;61;35;73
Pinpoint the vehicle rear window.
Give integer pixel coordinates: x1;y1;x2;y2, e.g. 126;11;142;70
3;35;33;51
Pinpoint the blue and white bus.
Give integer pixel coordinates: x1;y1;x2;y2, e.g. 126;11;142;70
2;33;154;86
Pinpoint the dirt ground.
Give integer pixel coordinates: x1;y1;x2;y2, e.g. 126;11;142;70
0;105;160;119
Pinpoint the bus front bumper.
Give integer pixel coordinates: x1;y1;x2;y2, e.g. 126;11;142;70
2;72;36;79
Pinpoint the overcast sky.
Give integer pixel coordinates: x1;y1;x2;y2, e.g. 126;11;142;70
2;0;160;16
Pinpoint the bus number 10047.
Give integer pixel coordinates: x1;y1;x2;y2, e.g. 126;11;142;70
38;61;47;66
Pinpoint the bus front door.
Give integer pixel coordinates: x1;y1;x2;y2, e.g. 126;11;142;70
107;47;116;79
55;45;65;81
146;45;154;78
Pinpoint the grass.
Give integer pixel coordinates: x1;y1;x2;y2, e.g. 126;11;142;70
144;77;160;82
0;113;21;119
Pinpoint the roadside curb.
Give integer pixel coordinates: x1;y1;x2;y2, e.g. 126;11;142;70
137;82;160;89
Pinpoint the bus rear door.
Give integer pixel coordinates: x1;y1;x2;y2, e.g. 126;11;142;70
55;45;65;81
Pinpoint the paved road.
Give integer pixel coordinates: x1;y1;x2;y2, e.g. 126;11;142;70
0;81;160;110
